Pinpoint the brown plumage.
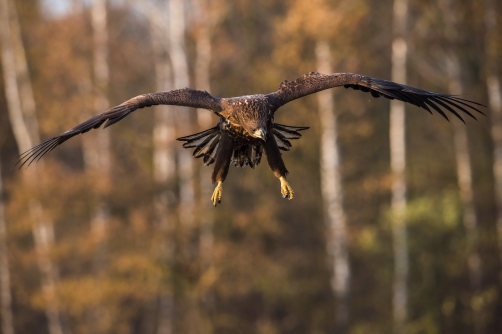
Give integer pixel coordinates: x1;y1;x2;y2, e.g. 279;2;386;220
17;72;485;206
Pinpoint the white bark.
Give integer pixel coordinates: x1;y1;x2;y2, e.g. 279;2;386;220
0;159;15;334
169;0;195;227
169;2;202;332
88;0;111;331
149;3;176;334
0;0;31;152
315;41;350;333
484;0;502;267
30;202;64;334
194;0;214;273
8;0;39;142
390;0;408;333
90;0;110;255
0;1;64;333
90;0;110;172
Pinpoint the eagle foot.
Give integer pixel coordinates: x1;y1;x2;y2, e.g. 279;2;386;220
279;176;294;200
211;181;223;206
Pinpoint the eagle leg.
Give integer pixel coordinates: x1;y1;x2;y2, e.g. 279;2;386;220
279;176;294;200
211;181;223;206
263;131;293;200
211;131;234;206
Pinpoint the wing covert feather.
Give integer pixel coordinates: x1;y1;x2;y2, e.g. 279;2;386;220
17;88;222;168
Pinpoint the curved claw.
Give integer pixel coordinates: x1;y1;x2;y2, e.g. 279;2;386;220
279;176;294;200
211;181;223;207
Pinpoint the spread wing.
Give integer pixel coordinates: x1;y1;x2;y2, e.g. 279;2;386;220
17;88;222;168
265;72;485;120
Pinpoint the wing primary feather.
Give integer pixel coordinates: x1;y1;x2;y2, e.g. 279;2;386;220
446;96;486;115
448;96;487;107
33;140;60;165
391;91;420;107
19;139;57;169
403;94;433;114
417;100;433;114
435;96;477;120
401;93;433;112
30;139;60;165
423;99;450;121
17;140;48;160
16;139;55;169
428;96;465;123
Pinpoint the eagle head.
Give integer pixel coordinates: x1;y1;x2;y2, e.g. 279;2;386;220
227;95;270;141
242;118;268;141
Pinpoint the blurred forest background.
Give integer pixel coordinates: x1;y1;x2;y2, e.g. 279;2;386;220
1;0;502;333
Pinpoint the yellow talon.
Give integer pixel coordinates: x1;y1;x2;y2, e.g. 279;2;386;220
211;181;223;206
279;176;294;200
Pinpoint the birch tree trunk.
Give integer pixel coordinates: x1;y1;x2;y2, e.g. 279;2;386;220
445;55;482;333
168;1;200;332
0;1;65;334
85;0;111;332
193;2;216;330
90;0;110;255
439;1;482;331
124;2;179;332
150;4;176;334
0;159;15;334
390;0;409;333
194;0;214;278
315;41;350;333
484;0;502;267
169;0;195;227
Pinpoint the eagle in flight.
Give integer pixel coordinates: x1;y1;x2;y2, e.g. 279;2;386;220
18;72;483;206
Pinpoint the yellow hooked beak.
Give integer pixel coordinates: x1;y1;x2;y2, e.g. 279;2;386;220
253;128;267;141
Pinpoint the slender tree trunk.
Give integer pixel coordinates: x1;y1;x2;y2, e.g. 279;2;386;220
168;1;199;332
8;0;38;139
0;159;15;334
194;0;214;279
0;1;65;334
150;6;176;334
484;0;502;268
390;0;409;333
315;41;350;333
85;0;111;331
125;2;179;333
439;0;482;331
488;74;502;264
90;0;111;244
446;55;483;333
193;1;215;329
169;0;195;228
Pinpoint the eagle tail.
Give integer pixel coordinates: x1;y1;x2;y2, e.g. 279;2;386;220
177;123;308;168
231;144;263;168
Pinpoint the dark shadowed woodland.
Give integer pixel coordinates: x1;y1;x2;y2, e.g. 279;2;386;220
1;0;502;333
